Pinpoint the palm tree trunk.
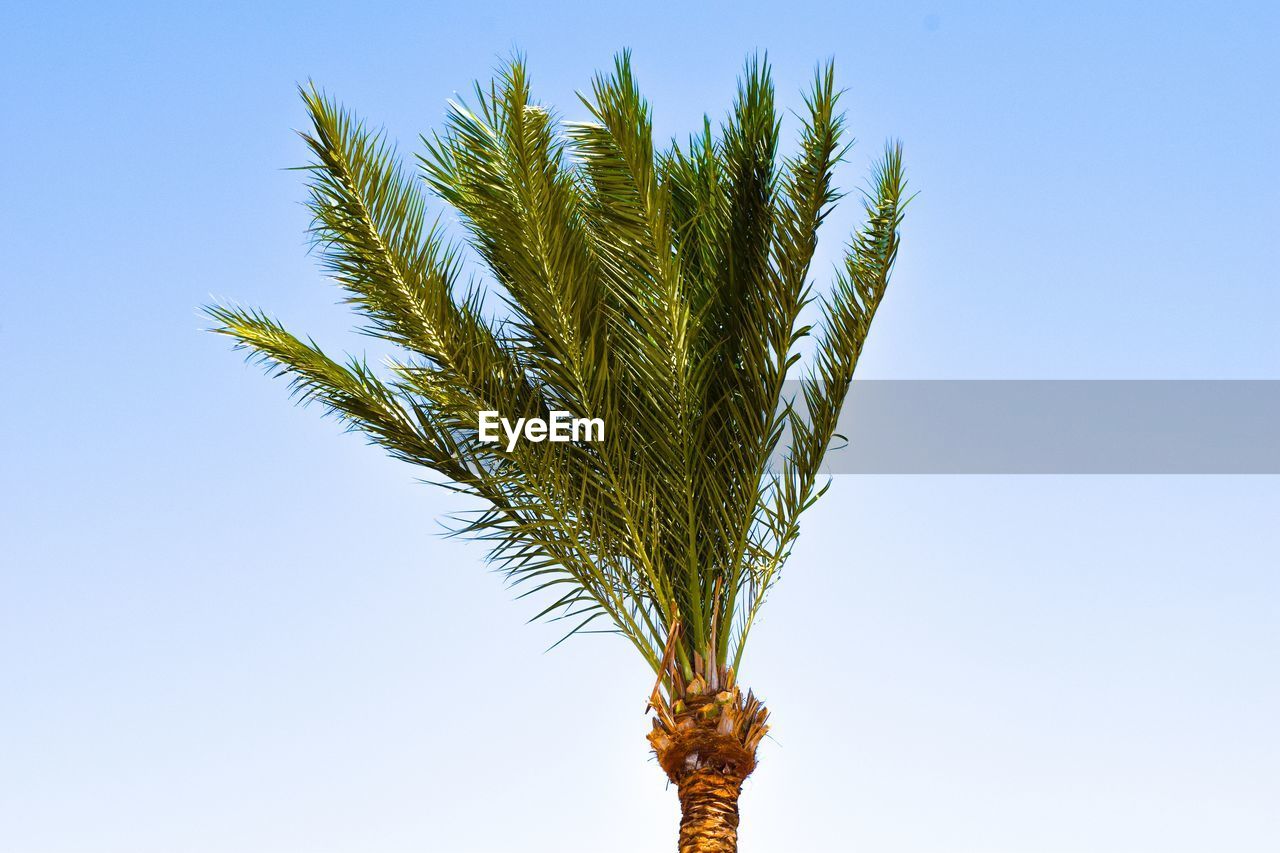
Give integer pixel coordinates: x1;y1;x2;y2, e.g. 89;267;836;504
649;676;768;852
677;769;743;853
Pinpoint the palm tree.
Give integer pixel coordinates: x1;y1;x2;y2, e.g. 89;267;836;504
207;51;905;853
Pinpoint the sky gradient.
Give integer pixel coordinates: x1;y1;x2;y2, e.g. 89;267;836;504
3;2;1278;851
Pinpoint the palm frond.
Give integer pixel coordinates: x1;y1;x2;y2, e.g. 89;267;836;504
208;54;907;697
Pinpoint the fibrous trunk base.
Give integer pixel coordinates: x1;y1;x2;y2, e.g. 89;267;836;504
677;769;742;853
648;677;768;853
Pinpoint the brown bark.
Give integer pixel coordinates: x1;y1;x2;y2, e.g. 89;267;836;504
648;676;769;853
677;769;743;853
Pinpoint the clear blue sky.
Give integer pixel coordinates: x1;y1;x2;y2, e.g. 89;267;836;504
2;2;1277;851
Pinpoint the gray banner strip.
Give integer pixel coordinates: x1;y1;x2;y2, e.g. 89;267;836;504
793;380;1280;474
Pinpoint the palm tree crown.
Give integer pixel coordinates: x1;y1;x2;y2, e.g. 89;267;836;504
208;50;905;852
